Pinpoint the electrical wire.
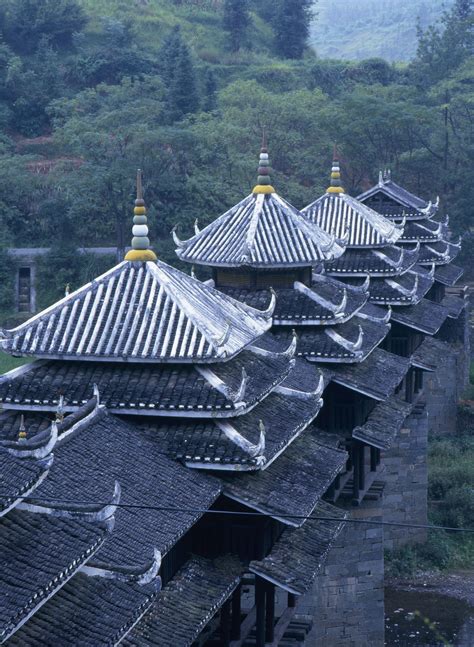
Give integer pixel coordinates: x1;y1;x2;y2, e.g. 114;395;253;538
2;493;474;533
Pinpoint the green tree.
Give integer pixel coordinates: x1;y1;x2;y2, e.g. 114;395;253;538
170;44;200;120
274;0;313;59
223;0;251;52
413;0;473;87
203;68;217;112
2;0;87;54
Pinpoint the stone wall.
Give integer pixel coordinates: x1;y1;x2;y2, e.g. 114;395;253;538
303;500;385;647
383;402;429;550
424;340;459;436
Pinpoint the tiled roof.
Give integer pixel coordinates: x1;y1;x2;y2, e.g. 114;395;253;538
220;431;347;526
220;275;368;326
302;192;404;248
35;408;221;564
0;260;272;363
9;574;158;647
417;240;461;266
347;268;433;305
249;501;346;596
0;449;50;517
390;298;449;335
175;192;346;268
352;396;413;450
400;219;446;243
357;179;436;219
441;294;467;319
0;346;293;418
0;509;106;643
329;348;410;401
124;556;242;647
147;386;324;471
434;263;463;286
0;422;57;516
0;410;51;442
411;337;454;371
325;245;418;277
268;315;390;363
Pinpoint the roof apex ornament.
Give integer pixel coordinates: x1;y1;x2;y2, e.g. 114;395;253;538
253;127;275;195
18;414;27;442
56;395;65;423
327;144;344;194
125;169;157;262
378;170;383;186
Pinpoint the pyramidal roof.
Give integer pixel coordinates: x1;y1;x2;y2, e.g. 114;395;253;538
357;171;439;219
302;156;405;248
174;143;347;268
0;175;273;364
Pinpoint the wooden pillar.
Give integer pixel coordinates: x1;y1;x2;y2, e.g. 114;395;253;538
288;592;296;608
353;442;360;502
370;446;378;472
255;577;266;647
221;598;231;646
265;583;275;643
359;443;366;491
231;585;241;641
347;442;353;471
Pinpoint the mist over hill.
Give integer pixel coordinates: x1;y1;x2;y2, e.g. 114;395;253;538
310;0;455;61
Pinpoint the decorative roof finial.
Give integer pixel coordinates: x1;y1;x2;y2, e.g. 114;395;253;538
56;395;65;423
18;414;27;442
125;169;157;262
327;144;344;194
253;127;275;195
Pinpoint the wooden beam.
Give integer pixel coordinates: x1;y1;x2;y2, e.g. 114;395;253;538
266;606;297;646
256;577;266;647
265;583;275;642
229;607;256;647
231;585;242;641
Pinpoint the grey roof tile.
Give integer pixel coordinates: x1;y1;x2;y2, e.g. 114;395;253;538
0;510;106;643
0;261;272;363
220;431;347;525
249;501;346;595
352;396;413;450
302;192;404;248
124;556;242;647
175;192;346;268
8;573;158;647
328;348;410;400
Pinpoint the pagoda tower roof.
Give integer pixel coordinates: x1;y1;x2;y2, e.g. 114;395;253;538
357;171;439;220
0;172;274;364
302;157;405;249
174;142;347;268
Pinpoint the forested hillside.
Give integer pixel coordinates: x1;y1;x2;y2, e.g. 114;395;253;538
0;0;472;314
311;0;455;61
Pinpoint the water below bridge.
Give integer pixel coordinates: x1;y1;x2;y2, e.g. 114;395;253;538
385;587;474;646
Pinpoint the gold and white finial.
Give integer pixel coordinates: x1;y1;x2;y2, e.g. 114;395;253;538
125;169;157;262
18;414;27;442
253;127;275;195
327;144;345;194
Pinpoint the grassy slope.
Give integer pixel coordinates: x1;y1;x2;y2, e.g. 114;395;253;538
77;0;275;64
0;351;30;375
310;0;453;61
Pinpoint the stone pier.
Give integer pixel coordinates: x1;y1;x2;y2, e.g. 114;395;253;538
303;500;385;646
